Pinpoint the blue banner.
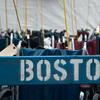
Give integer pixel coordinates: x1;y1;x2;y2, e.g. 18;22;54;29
0;56;100;85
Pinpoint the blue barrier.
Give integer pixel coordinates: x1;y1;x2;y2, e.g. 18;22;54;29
0;56;100;85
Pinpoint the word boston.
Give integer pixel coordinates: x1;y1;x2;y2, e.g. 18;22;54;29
0;56;100;85
20;56;100;84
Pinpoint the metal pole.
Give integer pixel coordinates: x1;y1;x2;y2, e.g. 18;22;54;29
13;0;21;32
63;0;70;49
5;0;8;30
24;0;28;33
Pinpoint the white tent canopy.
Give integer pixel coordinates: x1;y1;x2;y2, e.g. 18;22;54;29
0;0;100;35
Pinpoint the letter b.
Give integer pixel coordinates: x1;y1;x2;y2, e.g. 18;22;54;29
20;60;34;81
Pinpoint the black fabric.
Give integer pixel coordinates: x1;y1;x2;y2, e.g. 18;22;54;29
19;84;80;100
19;49;82;100
96;36;100;54
0;38;7;51
0;38;20;52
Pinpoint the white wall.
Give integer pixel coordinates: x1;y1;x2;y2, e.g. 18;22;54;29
0;0;100;35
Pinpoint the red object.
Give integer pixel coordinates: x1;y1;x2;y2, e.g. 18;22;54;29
56;43;66;49
74;39;96;55
74;41;83;50
87;39;96;55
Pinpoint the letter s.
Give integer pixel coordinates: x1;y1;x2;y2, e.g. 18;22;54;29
54;59;67;81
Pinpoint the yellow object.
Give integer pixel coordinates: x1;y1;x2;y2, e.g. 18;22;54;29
63;0;68;37
63;0;70;49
